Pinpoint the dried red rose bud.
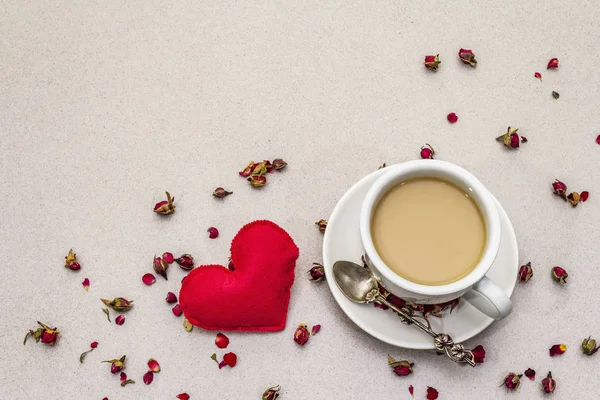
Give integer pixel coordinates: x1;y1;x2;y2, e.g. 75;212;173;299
115;315;125;326
424;54;441;71
153;256;169;280
215;333;230;349
458;48;477;67
142;273;156;286
567;192;580;207
447;112;458;123
147;358;160;372
248;175;267;187
120;371;135;386
294;324;310;346
549;343;567;356
541;371;556;393
496;127;521;149
315;219;327;233
23;321;60;346
519;262;533;282
535;72;542;81
388;356;414;376
101;297;134;312
176;394;190;400
220;352;237;368
162;252;174;264
409;385;414;398
272;158;287;171
309;262;326;282
472;344;486;363
262;385;281;400
239;161;255;177
420;143;435;159
212;187;233;198
64;249;81;271
547;58;559;69
582;336;599;355
176;254;194;271
153;191;175;215
311;324;321;335
165;292;178;303
207;227;219;239
102;355;126;374
525;368;536;380
82;278;90;291
143;371;154;385
502;373;522;390
172;304;183;317
551;266;568;284
581;191;589;202
552;180;568;199
426;387;439;400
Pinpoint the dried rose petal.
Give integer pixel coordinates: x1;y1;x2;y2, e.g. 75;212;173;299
502;373;522;390
223;352;237;368
447;112;458;123
143;371;154;385
115;315;125;326
547;58;559;69
153;256;169;280
294;324;310;346
308;262;325;282
120;371;135;386
239;161;255;177
552;179;568;199
91;341;98;348
426;387;439;400
596;134;600;145
101;297;134;312
542;371;556;393
212;187;233;198
472;345;486;363
535;72;542;81
272;158;287;171
176;394;190;400
525;368;536;380
567;191;580;207
521;136;528;143
374;302;389;310
408;385;414;397
207;227;219;239
215;333;230;349
82;278;90;291
549;343;567;356
311;324;321;335
102;355;126;374
153;191;175;215
582;336;599;355
162;252;174;264
176;254;194;271
519;262;533;282
147;358;160;372
228;258;235;271
458;48;477;67
420;143;435;159
142;273;156;286
165;292;178;303
552;266;568;284
262;385;281;400
581;191;589;202
248;175;267;187
172;304;183;317
388;356;414;376
315;219;327;233
424;54;441;71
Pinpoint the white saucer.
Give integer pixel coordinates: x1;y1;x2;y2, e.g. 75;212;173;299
322;166;518;349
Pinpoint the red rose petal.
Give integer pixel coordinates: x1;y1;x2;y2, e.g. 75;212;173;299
82;278;90;291
472;344;486;363
148;358;161;373
142;273;156;286
426;387;439;400
165;292;178;303
215;333;230;349
581;191;589;202
207;227;219;239
162;252;174;264
311;324;321;335
547;58;559;69
90;341;98;349
521;136;528;143
176;394;190;400
119;372;127;384
223;352;237;367
408;385;414;398
549;344;566;356
143;371;154;385
596;134;600;145
534;72;542;81
115;315;125;326
172;304;183;317
525;368;536;381
447;112;458;123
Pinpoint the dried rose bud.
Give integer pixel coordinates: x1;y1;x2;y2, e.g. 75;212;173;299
64;249;81;271
101;297;134;312
272;158;287;171
308;262;325;282
262;385;281;400
207;227;219;239
519;262;533;282
142;273;156;286
147;358;160;373
183;318;193;332
409;385;414;398
420;143;435;159
458;48;477;67
165;292;178;303
552;180;568;199
315;219;327;233
102;355;126;374
426;387;439;400
162;252;174;264
549;344;566;356
581;191;589;202
541;371;556;393
551;266;568;284
582;336;599;355
82;278;90;291
216;333;230;349
311;324;321;335
248;175;267;187
115;315;125;326
535;72;542;81
447;112;458;123
472;345;486;363
175;254;194;271
424;54;441;71
294;324;310;346
153;256;169;280
567;192;580;207
547;58;559;69
496;127;520;149
525;368;536;381
153;191;175;215
143;371;154;385
388;356;414;376
120;371;135;386
176;394;190;400
172;304;183;317
23;321;60;346
502;373;522;390
239;161;255;177
212;187;233;198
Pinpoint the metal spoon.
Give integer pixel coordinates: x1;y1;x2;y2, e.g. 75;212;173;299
333;260;476;367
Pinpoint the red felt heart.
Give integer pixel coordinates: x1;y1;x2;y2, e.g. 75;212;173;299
179;220;299;332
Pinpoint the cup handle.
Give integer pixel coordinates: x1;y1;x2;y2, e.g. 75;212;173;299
462;276;512;320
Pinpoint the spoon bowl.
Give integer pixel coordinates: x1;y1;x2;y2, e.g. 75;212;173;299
333;260;380;303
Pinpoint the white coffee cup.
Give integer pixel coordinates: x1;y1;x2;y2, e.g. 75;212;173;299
360;160;512;320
